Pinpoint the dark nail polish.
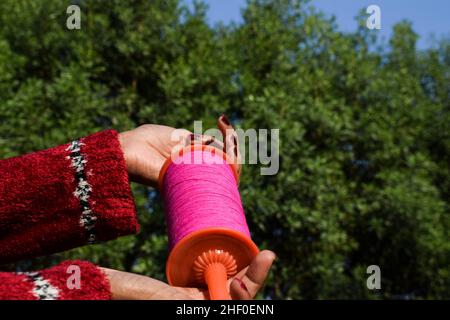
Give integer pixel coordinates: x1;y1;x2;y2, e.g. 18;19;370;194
236;278;248;291
221;114;230;126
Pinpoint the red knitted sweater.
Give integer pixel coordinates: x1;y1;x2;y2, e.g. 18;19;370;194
0;130;140;300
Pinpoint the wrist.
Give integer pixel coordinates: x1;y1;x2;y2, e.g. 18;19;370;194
118;131;130;169
99;267;166;300
118;130;139;183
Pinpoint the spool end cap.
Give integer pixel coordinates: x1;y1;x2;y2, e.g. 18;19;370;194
166;228;259;287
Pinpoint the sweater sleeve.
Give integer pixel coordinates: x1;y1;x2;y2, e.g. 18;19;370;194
0;130;139;264
0;260;111;300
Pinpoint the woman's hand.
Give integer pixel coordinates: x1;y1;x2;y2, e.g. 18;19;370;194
101;250;275;300
118;115;239;186
118;124;190;186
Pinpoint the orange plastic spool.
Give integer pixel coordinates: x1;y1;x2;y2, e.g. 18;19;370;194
158;144;259;300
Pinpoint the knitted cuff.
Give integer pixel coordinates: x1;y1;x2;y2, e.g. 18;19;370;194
0;130;139;263
73;130;140;243
0;260;111;300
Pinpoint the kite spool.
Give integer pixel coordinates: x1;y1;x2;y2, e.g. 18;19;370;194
158;145;259;300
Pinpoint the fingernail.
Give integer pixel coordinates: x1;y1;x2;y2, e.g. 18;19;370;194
205;137;215;145
235;278;248;291
221;114;231;126
189;133;195;141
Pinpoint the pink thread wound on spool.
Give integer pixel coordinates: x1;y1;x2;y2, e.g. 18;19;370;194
162;150;251;250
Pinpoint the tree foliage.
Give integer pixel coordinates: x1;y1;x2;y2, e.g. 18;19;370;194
0;0;448;299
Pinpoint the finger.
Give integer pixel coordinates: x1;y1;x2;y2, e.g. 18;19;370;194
218;114;242;177
170;130;224;166
234;250;276;298
168;129;219;161
168;128;192;158
186;133;223;150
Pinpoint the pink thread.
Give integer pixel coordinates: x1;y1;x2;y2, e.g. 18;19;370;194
162;150;251;250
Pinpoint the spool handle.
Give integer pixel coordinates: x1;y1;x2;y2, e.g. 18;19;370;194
204;263;231;300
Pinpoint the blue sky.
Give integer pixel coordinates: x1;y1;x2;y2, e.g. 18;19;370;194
185;0;450;49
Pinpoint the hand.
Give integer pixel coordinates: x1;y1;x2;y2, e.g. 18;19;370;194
100;250;275;300
118;115;240;186
118;124;190;186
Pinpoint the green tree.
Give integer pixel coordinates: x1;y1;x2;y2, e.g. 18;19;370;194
0;0;448;299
